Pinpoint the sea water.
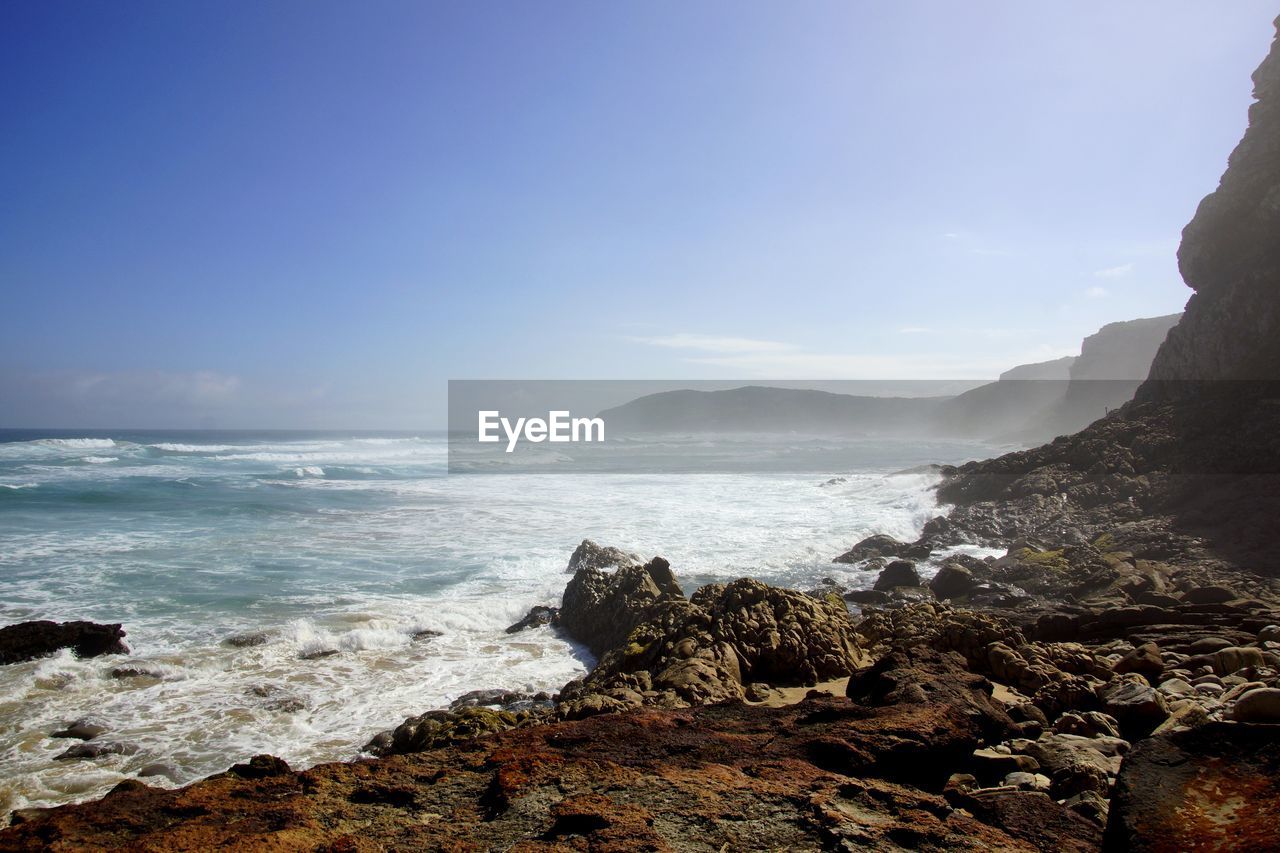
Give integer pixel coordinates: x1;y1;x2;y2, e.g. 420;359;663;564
0;429;1003;813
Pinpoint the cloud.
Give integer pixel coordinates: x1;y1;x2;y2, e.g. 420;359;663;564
1084;286;1110;299
1093;262;1134;278
942;232;959;239
628;334;797;354
897;326;930;334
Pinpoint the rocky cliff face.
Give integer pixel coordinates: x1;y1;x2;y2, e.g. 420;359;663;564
1142;17;1280;392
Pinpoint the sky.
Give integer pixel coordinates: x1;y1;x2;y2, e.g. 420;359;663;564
1;2;1277;428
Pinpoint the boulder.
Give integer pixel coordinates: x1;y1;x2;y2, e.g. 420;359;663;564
1212;645;1265;675
930;562;978;599
873;560;920;591
1182;585;1237;605
0;620;128;664
1113;643;1164;678
1105;723;1280;850
833;534;929;564
1233;687;1280;723
1100;675;1169;737
364;706;524;757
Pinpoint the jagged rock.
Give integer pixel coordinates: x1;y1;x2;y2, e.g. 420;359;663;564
833;533;931;564
565;539;641;574
363;706;525;757
873;560;920;591
504;605;557;634
0;620;128;664
558;556;683;657
1099;674;1169;737
1053;711;1121;739
54;741;138;761
223;631;270;648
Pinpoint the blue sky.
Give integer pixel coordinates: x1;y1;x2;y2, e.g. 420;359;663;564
2;2;1276;427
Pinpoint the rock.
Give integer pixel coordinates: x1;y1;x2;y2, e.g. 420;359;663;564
505;605;558;634
1105;722;1280;850
565;539;641;574
449;689;529;710
1183;585;1237;605
364;706;521;757
744;682;772;702
223;631;270;648
971;748;1039;782
833;533;930;563
946;788;1104;851
0;620;128;664
1099;674;1169;737
1063;790;1109;825
50;721;107;741
299;648;338;660
411;629;442;641
1052;711;1121;739
137;763;178;780
843;589;889;605
111;666;162;680
263;697;306;713
929;562;978;599
1259;625;1280;643
1212;645;1265;675
558;556;683;656
54;741;138;761
873;560;920;591
1187;636;1234;654
1113;642;1164;678
1003;771;1050;791
1233;687;1280;722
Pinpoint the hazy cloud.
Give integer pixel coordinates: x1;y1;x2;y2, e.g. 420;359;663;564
629;334;798;354
1093;262;1134;278
897;326;930;334
1085;285;1110;299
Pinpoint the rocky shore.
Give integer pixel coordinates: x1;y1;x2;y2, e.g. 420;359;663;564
4;13;1280;853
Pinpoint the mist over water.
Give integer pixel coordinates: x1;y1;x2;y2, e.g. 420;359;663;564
0;430;1001;813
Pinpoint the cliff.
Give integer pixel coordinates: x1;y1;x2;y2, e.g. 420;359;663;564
1143;16;1280;392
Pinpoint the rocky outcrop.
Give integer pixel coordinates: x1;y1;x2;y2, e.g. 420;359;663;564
0;621;128;664
559;575;863;716
557;555;683;656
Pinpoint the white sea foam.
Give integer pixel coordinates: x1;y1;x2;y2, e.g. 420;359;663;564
81;456;118;464
293;466;325;477
39;438;117;450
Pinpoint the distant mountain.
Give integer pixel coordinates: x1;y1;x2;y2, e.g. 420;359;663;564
598;386;946;436
600;315;1181;440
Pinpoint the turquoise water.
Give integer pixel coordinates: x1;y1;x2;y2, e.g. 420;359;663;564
0;429;997;813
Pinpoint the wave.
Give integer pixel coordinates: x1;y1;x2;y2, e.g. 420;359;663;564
293;466;325;478
38;438;117;450
82;456;118;464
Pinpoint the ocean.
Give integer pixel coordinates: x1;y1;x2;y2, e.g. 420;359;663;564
0;429;1002;814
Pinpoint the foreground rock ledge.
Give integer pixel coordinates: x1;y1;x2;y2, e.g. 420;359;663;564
0;694;1094;852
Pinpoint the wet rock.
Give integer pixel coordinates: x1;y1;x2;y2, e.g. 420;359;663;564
1105;722;1280;850
364;706;522;757
873;560;920;591
111;666;163;680
449;689;529;710
565;539;641;574
50;721;107;741
263;697;306;713
504;605;558;634
833;533;930;563
299;648;339;660
1232;687;1280;722
843;589;889;605
0;620;128;664
137;763;178;780
411;629;442;641
229;755;291;779
223;631;270;648
54;741;138;761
